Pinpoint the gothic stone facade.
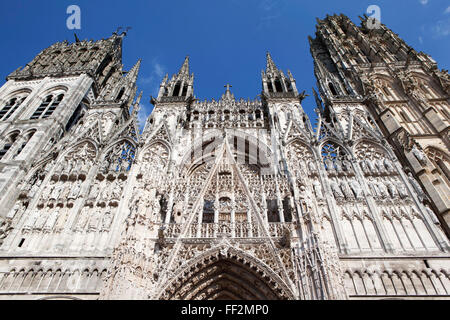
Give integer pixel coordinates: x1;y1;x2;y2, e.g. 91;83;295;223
0;16;449;300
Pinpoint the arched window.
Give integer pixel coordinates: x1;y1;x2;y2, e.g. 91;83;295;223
14;130;36;158
0;96;27;121
30;94;64;120
0;132;19;160
274;79;283;92
382;86;392;98
173;82;181;96
328;82;338;96
115;88;125;102
321;141;347;171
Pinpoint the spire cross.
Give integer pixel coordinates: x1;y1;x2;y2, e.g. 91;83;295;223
224;84;232;92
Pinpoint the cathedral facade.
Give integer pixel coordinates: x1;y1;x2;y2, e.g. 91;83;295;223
0;15;449;300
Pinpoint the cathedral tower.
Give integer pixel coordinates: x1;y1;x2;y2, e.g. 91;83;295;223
309;13;450;237
0;31;142;299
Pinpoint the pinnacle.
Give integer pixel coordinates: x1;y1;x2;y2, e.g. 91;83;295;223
178;56;190;76
266;52;279;74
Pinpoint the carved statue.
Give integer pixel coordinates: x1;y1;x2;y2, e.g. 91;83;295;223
43;208;59;232
325;158;335;171
342;158;352;172
0;218;13;246
69;180;82;200
41;181;54;201
395;179;409;199
54;208;69;232
111;181;123;200
313;180;323;199
349;179;363;199
330;180;344;199
340;180;354;199
368;178;380;197
7;202;22;220
75;207;89;232
383;158;395;173
407;172;426;200
33;209;50;231
366;160;376;173
387;181;398;198
378;182;389;199
411;145;427;165
424;205;440;225
88;207;102;231
23;210;39;230
102;211;113;231
360;161;368;173
89;183;100;201
50;181;63;200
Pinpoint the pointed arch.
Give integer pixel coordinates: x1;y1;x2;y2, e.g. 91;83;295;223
159;246;296;300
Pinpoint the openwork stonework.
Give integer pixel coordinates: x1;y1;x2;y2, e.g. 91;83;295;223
0;15;449;300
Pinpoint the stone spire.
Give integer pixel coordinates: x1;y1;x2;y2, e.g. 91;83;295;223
178;56;190;77
266;52;279;75
126;59;142;83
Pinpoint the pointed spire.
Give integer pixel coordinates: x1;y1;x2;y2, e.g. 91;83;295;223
132;91;143;118
266;52;279;74
221;84;235;102
178;56;190;76
125;59;142;82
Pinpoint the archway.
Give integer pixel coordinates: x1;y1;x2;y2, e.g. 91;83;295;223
159;247;295;300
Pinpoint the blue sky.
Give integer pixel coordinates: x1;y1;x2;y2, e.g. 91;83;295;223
1;0;449;127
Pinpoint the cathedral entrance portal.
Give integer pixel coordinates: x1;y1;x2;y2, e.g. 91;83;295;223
158;247;295;300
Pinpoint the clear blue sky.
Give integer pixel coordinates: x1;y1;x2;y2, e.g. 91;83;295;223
1;0;449;126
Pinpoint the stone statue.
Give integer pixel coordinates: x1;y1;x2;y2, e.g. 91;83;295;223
378;182;389;199
325;158;335;171
335;160;343;173
89;183;100;201
340;180;354;199
368;178;380;197
41;181;54;201
0;218;13;246
360;161;368;173
102;211;113;231
111;181;123;200
6;202;22;220
75;207;90;232
342;158;352;172
50;181;62;200
366;160;376;173
408;172;425;200
387;181;398;198
313;180;323;199
411;145;427;165
43;208;59;232
88;208;102;231
349;179;363;199
33;209;50;231
424;205;440;225
383;158;395;173
69;180;81;200
395;179;409;199
23;210;39;230
375;159;386;173
54;208;69;232
330;180;344;199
